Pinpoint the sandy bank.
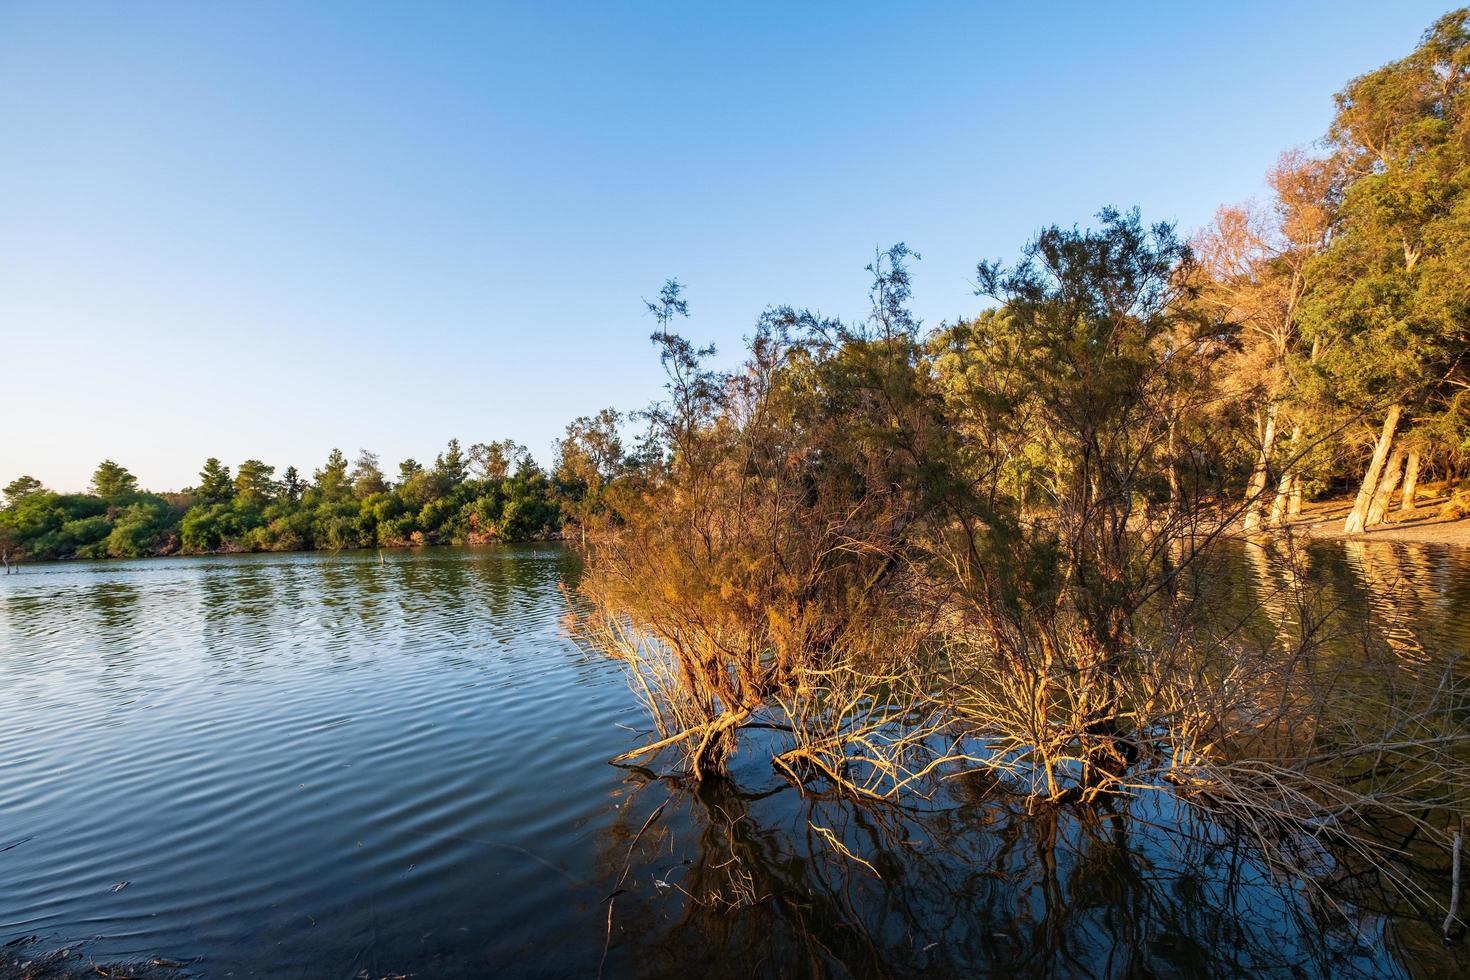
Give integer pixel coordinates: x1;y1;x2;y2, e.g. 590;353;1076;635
1272;488;1470;548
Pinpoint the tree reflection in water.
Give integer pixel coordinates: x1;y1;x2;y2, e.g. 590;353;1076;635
595;759;1462;979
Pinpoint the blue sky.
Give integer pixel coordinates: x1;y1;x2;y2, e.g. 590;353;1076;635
0;1;1455;491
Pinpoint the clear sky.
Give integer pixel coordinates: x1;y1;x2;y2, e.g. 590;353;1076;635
0;1;1455;492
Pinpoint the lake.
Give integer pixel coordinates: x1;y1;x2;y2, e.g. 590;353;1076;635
2;542;1469;978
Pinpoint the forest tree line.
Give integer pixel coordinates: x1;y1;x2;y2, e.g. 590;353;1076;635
0;426;625;560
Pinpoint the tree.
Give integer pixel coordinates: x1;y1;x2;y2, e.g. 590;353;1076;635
468;440;528;482
281;466;305;503
555;408;625;530
196;458;235;504
3;475;44;506
235;459;277;505
91;460;138;499
966;208;1222;669
583;257;955;781
433;439;467;486
1195;150;1336;530
350;450;388;498
314;449;351;501
1300;10;1470;532
396;462;436;511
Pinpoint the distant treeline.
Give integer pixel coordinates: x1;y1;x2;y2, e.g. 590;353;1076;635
0;430;621;560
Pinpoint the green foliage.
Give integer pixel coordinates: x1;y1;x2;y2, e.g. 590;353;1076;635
313;448;351;502
235;459;276;505
3;475;44;505
104;496;180;558
181;500;264;553
90;460;138;499
0;492;106;559
0;440;567;562
60;514;113;557
350;451;388;499
555;408;625;527
281;466;305;502
468;440;528;482
250;502;313;552
434;439;467;486
1300;10;1470;446
196;457;235;504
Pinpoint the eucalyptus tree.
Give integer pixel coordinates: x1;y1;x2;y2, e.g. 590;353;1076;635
1195;151;1336;530
1301;10;1470;532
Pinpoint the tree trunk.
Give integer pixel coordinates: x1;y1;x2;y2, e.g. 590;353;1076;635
1166;417;1180;511
1267;422;1303;527
1268;470;1290;526
1400;449;1420;512
1287;473;1303;518
1344;405;1403;534
1365;447;1407;528
1242;405;1278;534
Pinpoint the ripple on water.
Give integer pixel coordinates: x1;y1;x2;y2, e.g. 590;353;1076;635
2;541;1469;978
0;546;628;974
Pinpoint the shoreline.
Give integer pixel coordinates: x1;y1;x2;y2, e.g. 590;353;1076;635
0;532;570;570
1251;488;1470;549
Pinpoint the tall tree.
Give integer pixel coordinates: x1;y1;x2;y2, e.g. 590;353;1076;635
235;459;277;505
555;408;625;530
314;449;351;501
1195;150;1336;530
350;450;388;498
281;466;304;503
433;439;467;486
196;457;235;504
1301;10;1470;532
468;440;529;482
969;207;1221;650
91;460;138;499
3;475;44;506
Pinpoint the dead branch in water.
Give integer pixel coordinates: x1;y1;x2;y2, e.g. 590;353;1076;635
599;800;667;979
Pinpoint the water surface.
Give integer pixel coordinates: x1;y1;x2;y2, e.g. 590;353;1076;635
2;542;1468;978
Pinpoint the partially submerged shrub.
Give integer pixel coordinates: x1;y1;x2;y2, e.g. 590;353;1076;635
579;227;1470;926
